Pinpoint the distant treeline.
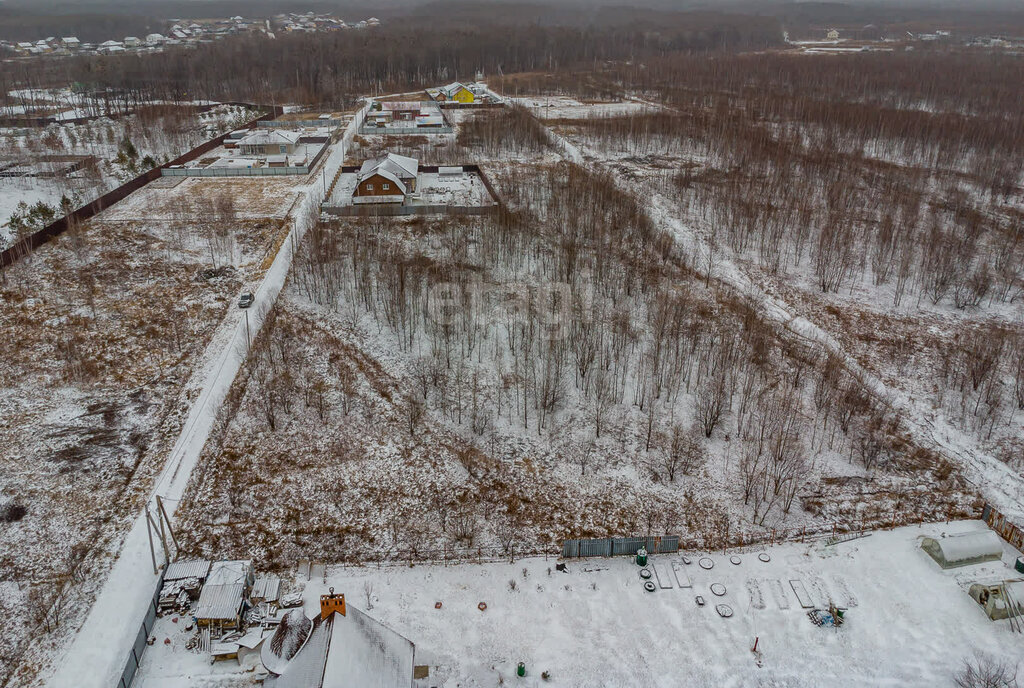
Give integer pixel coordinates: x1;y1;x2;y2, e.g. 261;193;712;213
1;8;782;105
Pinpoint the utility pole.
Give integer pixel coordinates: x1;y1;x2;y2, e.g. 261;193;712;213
245;309;251;351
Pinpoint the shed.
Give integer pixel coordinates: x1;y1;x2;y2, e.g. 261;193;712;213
968;580;1024;620
921;531;1003;569
252;574;282;603
208;559;255;588
193;583;247;631
163;558;211;582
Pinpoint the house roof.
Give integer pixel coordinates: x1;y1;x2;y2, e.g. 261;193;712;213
262;609;315;676
263;607;414;688
238;130;302;147
440;82;468;97
358;153;418;183
380;101;426;112
192;583;245;621
323;606;415;688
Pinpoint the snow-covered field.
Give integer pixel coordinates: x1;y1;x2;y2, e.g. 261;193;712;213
133;520;1024;687
518;95;659;120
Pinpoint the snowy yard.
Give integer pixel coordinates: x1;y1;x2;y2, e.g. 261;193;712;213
132;520;1024;687
516;95;660;121
97;176;308;222
328;169;495;207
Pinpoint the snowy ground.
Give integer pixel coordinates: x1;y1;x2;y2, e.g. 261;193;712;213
132;520;1024;688
99;175;309;222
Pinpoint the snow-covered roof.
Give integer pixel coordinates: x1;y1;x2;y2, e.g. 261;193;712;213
358;153;418;182
923;531;1002;565
263;606;414;688
238;130;302;147
262;609;313;676
440;82;468;97
252;574;281;601
163;558;211;582
192;583;245;621
323;605;415;687
237;629;266;650
207;559;252;586
380;101;425;112
264;615;330;687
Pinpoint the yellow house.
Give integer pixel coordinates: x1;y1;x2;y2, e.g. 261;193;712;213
437;82;475;103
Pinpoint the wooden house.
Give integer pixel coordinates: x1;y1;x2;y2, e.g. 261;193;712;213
353;153;418;204
435;82;475;103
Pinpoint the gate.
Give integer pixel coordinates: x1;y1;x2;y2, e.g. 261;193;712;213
561;535;679;559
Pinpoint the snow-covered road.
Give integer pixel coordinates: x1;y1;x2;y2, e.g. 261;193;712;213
516;95;1024;517
43;102;368;688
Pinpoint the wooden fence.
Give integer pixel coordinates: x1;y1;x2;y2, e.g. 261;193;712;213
982;503;1024;550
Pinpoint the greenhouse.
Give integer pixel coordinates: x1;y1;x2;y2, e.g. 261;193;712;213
921;531;1003;569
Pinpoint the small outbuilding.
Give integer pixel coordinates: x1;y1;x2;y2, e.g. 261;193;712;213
968;580;1024;621
921;531;1003;569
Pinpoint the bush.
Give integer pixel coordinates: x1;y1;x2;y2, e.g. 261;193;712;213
954;652;1019;688
1;502;27;523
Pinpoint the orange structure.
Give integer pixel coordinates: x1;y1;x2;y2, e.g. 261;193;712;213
320;588;346;619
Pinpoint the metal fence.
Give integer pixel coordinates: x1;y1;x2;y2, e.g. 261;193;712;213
259;119;346;128
358;125;453;135
561;535;680;559
322;203;497;217
117;571;164;688
162;165;312;177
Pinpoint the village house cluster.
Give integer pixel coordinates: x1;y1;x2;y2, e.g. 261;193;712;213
0;13;382;59
275;12;380;33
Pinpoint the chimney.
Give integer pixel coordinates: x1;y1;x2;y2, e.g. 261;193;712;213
320;587;346;619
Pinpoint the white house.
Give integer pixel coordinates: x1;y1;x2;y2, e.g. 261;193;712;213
145;33;166;45
826;28;840;40
237;129;302;155
61;37;81;49
123;36;141;47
